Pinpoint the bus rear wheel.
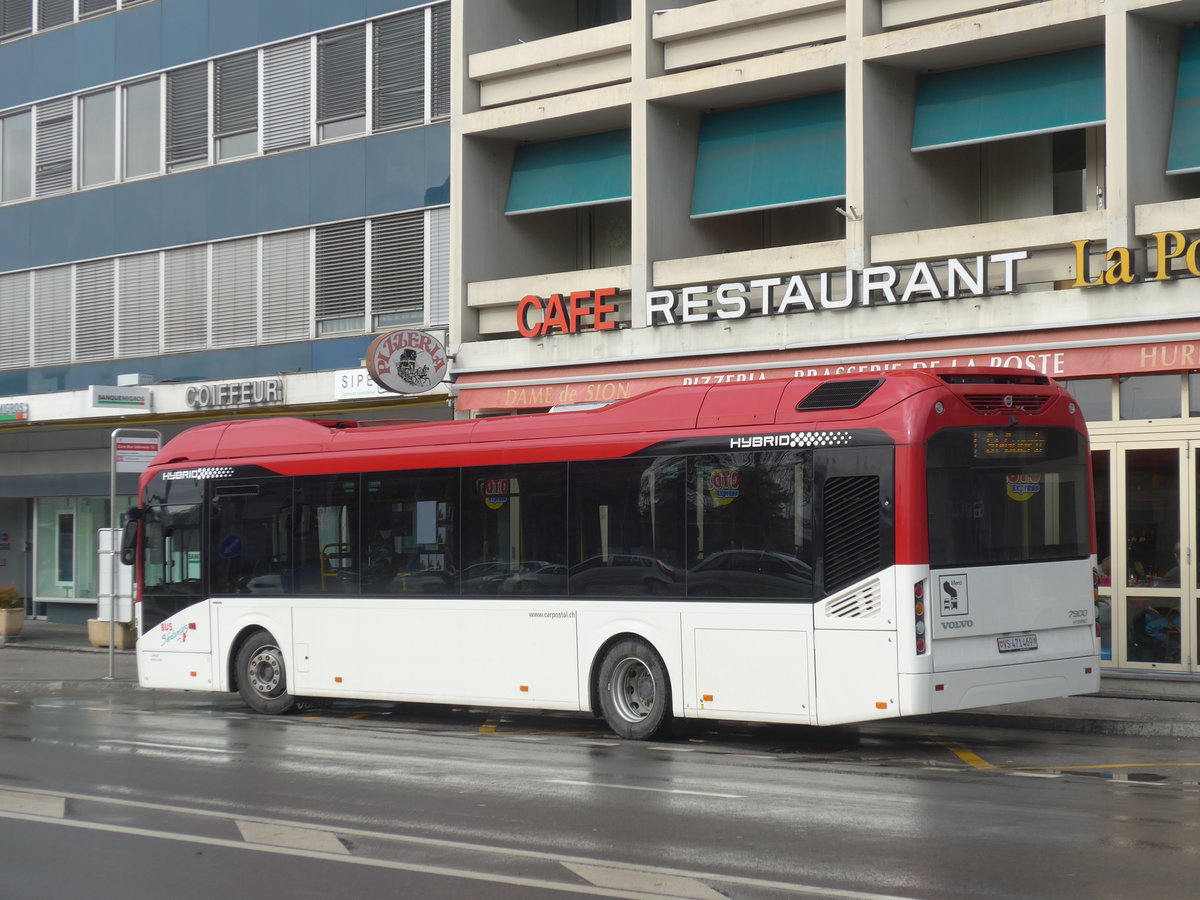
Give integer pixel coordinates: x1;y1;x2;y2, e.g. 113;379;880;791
597;638;671;740
236;630;295;715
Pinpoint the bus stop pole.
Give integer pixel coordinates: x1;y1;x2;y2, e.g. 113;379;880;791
107;428;161;680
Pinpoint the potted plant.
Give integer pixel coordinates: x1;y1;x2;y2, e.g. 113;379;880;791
0;585;24;636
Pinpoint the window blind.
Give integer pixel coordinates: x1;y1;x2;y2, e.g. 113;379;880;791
262;229;311;342
0;0;32;39
38;0;72;30
32;266;70;366
0;272;30;369
75;259;116;361
371;211;424;325
212;238;258;348
167;65;209;169
427;206;449;326
117;253;161;358
431;3;451;120
263;39;311;151
373;12;425;130
215;52;258;139
35;98;73;196
317;26;366;126
79;0;115;15
316;220;365;333
163;246;207;352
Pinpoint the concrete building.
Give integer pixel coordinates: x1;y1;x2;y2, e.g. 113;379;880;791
451;0;1200;689
0;0;452;622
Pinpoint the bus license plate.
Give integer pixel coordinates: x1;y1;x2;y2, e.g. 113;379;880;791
997;634;1038;653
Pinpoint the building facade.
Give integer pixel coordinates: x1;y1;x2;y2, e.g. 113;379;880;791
451;0;1200;690
0;0;452;622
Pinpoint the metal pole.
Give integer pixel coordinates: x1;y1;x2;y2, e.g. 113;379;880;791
107;428;161;680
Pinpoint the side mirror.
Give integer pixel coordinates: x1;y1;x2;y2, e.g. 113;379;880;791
119;507;144;566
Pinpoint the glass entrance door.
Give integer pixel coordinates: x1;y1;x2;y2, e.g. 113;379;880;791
1111;444;1189;670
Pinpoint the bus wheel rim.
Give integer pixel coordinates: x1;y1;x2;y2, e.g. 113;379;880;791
248;647;283;697
612;656;655;723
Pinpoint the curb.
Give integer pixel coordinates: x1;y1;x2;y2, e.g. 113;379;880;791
0;680;140;693
922;712;1200;738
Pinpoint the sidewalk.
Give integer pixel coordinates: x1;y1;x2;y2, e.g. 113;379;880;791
3;620;1200;736
0;619;137;689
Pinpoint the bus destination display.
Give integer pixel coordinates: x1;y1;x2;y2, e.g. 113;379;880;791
973;429;1048;459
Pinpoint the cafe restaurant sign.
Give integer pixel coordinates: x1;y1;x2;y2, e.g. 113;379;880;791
517;251;1029;337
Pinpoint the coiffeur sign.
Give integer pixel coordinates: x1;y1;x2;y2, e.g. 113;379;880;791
367;330;448;394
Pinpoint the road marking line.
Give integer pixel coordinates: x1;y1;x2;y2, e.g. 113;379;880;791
0;789;65;818
237;820;348;855
944;744;995;770
0;783;921;900
564;862;727;900
478;720;499;734
548;778;743;799
100;739;233;755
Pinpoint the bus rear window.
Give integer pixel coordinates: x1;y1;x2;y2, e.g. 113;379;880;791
927;427;1090;567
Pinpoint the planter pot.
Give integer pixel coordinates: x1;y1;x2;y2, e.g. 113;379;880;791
0;607;24;636
87;619;136;649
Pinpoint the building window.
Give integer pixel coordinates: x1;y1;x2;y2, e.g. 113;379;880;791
1061;377;1113;422
1119;374;1181;421
0;109;32;201
215;52;258;161
35;98;73;195
166;64;208;171
372;211;424;327
318;25;367;140
373;11;425;131
0;271;30;369
79;0;115;16
263;39;311;151
431;3;450;120
75;258;116;360
38;0;71;30
81;89;117;187
32;266;70;366
123;79;161;178
163;245;207;351
1;0;33;40
316;220;366;333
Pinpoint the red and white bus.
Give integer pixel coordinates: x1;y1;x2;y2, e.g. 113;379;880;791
126;368;1099;738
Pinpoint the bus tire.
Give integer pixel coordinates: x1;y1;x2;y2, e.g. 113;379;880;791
235;630;295;715
597;638;672;740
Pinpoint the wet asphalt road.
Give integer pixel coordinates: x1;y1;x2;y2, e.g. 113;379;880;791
2;688;1199;899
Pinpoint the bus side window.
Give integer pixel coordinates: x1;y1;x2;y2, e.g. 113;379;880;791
209;478;293;595
461;463;566;596
361;471;458;596
294;476;359;595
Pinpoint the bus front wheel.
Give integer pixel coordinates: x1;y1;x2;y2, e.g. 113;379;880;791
235;630;295;715
597;638;672;740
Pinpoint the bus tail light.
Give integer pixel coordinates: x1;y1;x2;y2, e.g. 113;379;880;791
915;581;928;655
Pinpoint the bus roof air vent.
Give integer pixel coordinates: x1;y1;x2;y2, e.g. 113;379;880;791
796;378;883;411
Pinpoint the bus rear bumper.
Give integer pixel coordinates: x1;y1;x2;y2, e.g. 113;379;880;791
900;655;1101;716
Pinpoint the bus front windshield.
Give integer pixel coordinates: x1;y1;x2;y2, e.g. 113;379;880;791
926;426;1090;568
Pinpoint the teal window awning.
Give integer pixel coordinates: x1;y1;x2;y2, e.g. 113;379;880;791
1168;29;1200;174
691;92;845;218
505;129;631;215
912;47;1105;151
